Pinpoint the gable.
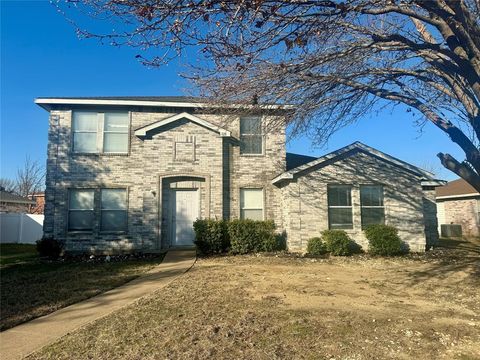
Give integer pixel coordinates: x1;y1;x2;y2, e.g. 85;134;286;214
273;142;435;185
134;112;231;138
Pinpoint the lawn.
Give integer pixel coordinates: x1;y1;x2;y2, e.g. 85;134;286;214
0;244;165;331
29;241;479;360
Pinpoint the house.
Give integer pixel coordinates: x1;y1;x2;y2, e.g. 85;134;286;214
35;96;442;254
436;178;480;238
28;192;45;214
0;189;36;213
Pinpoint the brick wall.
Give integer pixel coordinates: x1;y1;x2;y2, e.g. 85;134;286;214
278;151;428;252
43;109;285;253
439;197;480;237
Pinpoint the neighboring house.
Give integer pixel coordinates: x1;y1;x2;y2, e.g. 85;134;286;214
28;192;45;214
0;189;36;213
35;96;443;254
436;179;480;238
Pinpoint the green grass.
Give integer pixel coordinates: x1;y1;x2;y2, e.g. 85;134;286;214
1;243;38;267
0;244;164;331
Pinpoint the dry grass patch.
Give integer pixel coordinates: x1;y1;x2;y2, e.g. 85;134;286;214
0;244;165;331
30;246;479;360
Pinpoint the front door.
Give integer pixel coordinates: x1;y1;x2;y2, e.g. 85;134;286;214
171;189;199;246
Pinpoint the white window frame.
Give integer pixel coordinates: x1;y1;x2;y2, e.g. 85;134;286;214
360;185;385;228
72;112;101;154
327;185;353;230
240;116;263;155
68;189;95;232
72;111;130;154
100;188;128;232
240;187;265;220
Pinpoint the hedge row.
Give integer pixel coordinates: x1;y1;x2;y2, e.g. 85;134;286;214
193;219;285;255
307;225;404;257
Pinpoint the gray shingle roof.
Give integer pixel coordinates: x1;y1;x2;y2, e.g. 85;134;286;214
0;191;36;205
286;153;317;171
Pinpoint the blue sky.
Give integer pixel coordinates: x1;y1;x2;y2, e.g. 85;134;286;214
1;1;464;182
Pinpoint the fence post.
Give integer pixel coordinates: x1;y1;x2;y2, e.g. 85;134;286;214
18;213;24;244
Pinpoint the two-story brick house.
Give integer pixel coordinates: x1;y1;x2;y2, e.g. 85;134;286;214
36;96;442;253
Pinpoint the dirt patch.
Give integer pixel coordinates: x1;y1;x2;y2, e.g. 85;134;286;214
30;251;479;360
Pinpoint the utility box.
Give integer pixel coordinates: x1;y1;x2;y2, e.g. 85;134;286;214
440;224;462;238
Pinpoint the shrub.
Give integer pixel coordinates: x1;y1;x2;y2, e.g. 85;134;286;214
36;236;63;259
364;224;404;256
228;220;278;254
306;237;327;255
193;219;229;255
322;230;354;256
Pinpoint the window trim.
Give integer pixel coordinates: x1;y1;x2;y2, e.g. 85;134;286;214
239;187;265;220
239;116;264;156
67;187;129;234
67;188;95;232
71;110;130;155
360;184;385;228
327;184;353;230
71;111;101;154
100;188;129;233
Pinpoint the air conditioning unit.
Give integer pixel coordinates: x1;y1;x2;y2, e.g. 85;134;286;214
440;224;462;238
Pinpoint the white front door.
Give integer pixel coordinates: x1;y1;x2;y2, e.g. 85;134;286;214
171;189;199;246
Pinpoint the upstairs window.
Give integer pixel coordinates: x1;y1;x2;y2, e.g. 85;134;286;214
328;185;353;229
240;188;264;220
72;112;98;153
68;189;94;231
72;111;129;154
240;117;262;155
103;113;129;153
360;185;385;227
101;189;127;231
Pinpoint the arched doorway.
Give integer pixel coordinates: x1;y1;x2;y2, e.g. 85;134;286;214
159;175;210;248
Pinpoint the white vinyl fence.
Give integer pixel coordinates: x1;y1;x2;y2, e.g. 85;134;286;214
0;213;44;244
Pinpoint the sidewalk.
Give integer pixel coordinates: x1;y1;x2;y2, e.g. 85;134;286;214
0;249;196;360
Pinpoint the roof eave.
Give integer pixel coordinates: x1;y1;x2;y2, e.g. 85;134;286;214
134;112;232;138
34;98;295;111
421;180;447;187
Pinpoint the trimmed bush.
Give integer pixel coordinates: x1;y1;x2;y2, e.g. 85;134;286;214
322;230;354;256
228;220;278;254
364;224;404;256
36;236;63;259
193;219;229;255
306;237;327;255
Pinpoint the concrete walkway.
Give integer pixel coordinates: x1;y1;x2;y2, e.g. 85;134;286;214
0;249;196;360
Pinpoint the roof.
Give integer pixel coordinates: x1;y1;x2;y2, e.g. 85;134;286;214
0;191;36;205
286;153;317;171
436;178;479;199
34;96;293;111
273;142;438;185
134;112;231;137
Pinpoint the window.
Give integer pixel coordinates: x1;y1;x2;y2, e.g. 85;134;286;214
360;185;385;227
103;113;129;153
101;189;128;231
72;111;129;153
240;188;264;220
68;189;94;231
72;112;98;153
240;117;262;154
328;185;353;229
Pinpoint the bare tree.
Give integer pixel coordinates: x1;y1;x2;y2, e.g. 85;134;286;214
58;0;480;190
0;178;16;193
15;157;45;198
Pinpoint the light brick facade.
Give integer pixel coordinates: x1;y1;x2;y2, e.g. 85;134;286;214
43;107;285;253
438;197;480;237
40;99;437;254
277;151;434;252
